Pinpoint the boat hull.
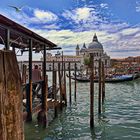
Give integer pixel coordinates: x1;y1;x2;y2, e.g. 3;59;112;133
69;75;134;83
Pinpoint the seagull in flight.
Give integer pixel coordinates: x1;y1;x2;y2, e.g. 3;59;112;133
8;5;24;12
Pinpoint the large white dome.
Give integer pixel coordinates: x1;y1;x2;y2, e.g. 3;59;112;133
88;34;103;49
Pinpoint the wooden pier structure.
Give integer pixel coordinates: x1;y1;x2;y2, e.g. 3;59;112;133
0;14;64;140
0;14;107;139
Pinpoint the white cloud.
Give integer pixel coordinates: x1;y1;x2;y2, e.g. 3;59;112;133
100;3;108;9
136;1;140;12
62;7;98;24
1;5;140;58
120;28;140;36
34;9;58;22
75;7;91;20
43;24;60;30
1;7;58;26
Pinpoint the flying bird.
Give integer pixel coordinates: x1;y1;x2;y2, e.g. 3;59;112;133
8;5;24;12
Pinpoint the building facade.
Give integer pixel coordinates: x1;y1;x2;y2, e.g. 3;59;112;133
19;53;82;72
111;56;140;71
76;34;111;68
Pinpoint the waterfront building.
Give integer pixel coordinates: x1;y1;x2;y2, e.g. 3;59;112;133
76;34;111;68
19;53;82;72
19;34;111;72
111;56;140;72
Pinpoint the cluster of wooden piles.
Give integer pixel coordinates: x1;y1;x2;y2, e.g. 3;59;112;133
0;14;62;140
89;54;105;128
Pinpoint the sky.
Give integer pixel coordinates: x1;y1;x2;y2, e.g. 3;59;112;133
1;0;140;59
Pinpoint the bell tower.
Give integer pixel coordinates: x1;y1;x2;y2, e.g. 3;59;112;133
76;44;80;56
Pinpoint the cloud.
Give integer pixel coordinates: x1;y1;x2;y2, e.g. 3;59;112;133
100;3;108;9
120;28;140;36
136;1;140;12
62;7;92;24
1;6;58;26
43;24;60;30
31;24;140;58
34;9;58;22
1;4;140;58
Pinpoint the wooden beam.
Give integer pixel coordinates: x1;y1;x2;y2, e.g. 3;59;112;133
5;29;10;50
42;45;47;110
26;39;33;121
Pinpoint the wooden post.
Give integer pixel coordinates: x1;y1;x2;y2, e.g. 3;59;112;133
22;64;27;84
58;63;63;109
90;53;94;128
37;75;48;127
26;39;33;121
42;45;47;110
74;63;77;101
37;45;48;127
98;58;102;114
0;50;24;140
53;70;57;117
5;29;10;50
63;62;67;105
61;51;64;77
68;62;72;105
52;60;55;99
102;62;105;104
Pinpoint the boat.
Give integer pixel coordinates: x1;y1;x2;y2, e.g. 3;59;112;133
67;74;135;83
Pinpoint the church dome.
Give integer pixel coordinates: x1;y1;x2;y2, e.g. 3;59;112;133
88;34;103;49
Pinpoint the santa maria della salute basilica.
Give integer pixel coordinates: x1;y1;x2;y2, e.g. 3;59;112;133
19;34;111;71
76;33;111;68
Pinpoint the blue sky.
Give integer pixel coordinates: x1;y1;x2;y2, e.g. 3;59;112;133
1;0;140;59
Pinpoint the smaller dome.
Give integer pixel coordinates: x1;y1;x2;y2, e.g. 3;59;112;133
88;34;103;49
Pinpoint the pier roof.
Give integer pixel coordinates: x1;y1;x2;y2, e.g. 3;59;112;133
0;14;58;50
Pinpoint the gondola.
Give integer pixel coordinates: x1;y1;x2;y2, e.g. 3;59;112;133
67;74;134;83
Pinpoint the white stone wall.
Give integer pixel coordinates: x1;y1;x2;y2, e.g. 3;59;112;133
18;61;81;72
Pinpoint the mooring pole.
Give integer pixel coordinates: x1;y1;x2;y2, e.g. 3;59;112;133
64;62;67;105
26;39;33;121
53;70;57;117
52;60;55;99
102;62;105;104
58;62;63;109
68;62;72;105
90;53;94;128
52;60;55;81
74;63;77;101
98;58;102;114
61;51;64;77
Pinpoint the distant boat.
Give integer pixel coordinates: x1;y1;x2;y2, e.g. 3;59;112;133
67;74;136;83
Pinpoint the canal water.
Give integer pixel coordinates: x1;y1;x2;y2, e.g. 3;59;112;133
25;73;140;140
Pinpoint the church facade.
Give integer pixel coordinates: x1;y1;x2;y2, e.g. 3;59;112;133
76;34;111;68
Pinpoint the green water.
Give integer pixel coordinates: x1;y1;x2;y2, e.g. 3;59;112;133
25;76;140;140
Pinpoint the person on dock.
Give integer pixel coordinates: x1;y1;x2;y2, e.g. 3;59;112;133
32;65;42;98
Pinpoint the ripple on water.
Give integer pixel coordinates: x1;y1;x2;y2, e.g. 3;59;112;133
25;77;140;140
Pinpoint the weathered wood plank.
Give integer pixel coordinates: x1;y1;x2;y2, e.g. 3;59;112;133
0;50;24;140
0;51;6;140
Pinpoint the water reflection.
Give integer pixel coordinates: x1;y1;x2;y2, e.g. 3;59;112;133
25;76;140;140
